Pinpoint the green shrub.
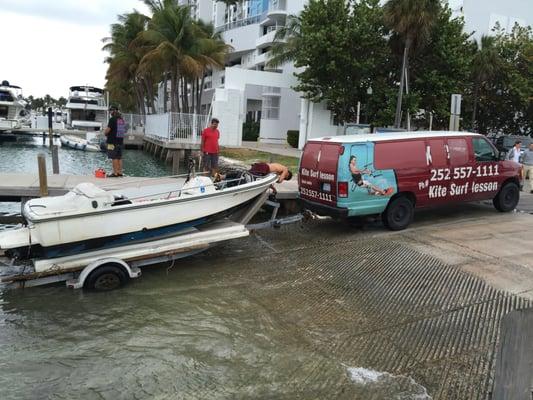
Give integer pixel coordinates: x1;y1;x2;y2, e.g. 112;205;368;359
242;121;260;141
287;130;299;148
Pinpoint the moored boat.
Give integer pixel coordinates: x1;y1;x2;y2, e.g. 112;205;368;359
0;81;29;131
60;134;102;152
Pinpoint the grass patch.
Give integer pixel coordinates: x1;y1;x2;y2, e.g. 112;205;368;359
220;148;300;171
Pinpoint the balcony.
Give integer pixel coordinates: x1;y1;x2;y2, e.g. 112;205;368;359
267;0;287;18
255;28;279;49
254;51;272;66
215;13;266;33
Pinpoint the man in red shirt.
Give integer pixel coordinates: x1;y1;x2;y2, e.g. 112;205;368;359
201;118;220;176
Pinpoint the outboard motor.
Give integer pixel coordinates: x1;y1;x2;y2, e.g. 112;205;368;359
185;157;196;183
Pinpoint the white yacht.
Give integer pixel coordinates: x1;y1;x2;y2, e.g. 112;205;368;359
0;80;29;131
65;86;108;131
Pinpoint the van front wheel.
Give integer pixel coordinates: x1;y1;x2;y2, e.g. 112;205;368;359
493;182;519;212
382;196;414;231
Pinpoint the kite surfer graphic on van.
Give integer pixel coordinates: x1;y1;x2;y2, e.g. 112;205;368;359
349;155;393;196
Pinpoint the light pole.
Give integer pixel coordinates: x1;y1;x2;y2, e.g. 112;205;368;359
356;86;373;124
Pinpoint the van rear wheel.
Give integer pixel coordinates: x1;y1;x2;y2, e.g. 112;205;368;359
493;182;519;212
382;196;414;231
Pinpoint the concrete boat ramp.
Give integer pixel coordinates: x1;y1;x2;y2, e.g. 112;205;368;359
184;203;533;399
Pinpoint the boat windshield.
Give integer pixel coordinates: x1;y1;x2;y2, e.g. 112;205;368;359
0;90;14;102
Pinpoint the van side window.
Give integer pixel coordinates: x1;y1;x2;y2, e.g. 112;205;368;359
428;139;447;167
472;137;497;162
447;138;469;165
374;141;427;169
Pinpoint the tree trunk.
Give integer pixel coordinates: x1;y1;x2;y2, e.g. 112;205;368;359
163;72;168;113
405;56;411;131
143;78;156;114
190;78;194;114
472;85;479;132
170;71;177;113
136;83;145;116
197;75;206;115
394;38;411;128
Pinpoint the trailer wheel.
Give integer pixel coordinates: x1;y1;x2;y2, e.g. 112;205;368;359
84;264;128;291
493;181;519;212
382;196;414;231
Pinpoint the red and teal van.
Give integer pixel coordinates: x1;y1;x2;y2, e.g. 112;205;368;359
299;132;522;230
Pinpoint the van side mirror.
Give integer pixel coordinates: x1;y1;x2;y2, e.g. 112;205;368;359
499;151;507;161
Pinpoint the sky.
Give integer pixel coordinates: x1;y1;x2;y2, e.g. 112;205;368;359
0;0;150;98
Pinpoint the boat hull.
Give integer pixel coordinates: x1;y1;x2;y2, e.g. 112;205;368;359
1;174;277;258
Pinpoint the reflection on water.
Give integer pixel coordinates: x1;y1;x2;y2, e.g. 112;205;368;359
0;263;431;400
0;135;172;214
0;135;171;177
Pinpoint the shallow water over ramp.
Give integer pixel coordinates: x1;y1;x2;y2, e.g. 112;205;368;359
0;214;530;399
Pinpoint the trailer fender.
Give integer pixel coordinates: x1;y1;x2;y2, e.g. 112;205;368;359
67;258;141;290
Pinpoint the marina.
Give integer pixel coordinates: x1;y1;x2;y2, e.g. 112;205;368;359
1;0;532;397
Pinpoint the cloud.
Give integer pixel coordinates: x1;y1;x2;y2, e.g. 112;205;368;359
0;0;149;26
0;1;151;98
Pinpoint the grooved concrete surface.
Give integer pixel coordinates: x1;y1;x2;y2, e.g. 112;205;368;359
193;203;533;399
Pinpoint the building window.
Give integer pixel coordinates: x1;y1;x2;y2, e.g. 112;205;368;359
262;96;280;120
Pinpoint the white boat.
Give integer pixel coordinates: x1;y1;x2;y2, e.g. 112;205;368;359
0;173;278;260
0;81;30;131
31;108;67;131
65;86;108;131
60;134;102;152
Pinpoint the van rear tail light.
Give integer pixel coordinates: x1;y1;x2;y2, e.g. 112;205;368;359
338;182;348;197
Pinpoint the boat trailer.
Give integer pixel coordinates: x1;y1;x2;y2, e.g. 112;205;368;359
0;192;304;291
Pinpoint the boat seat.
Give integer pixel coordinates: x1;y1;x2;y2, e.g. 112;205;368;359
73;182;110;198
112;194;132;206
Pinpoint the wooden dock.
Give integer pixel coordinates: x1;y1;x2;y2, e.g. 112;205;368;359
0;173;298;202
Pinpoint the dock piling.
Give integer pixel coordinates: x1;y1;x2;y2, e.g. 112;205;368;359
172;151;180;175
51;145;60;174
37;154;48;197
47;107;53;146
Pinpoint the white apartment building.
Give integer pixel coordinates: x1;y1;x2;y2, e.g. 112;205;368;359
450;0;533;41
164;0;532;149
167;0;331;148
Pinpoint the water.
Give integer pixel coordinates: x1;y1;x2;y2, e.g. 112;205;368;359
0;136;432;399
0;135;172;213
0;135;171;178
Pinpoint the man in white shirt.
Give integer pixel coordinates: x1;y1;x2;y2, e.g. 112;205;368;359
520;143;533;192
507;140;522;163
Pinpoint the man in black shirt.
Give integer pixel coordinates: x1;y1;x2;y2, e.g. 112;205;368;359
104;106;126;177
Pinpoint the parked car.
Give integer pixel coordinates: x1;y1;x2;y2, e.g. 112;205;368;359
494;135;532;155
299;131;521;230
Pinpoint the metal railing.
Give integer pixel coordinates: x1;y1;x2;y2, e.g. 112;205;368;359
169;113;209;143
215;13;267;33
121;113;146;134
145;112;209;143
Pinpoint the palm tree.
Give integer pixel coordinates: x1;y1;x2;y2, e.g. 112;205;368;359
470;35;502;131
137;1;199;112
384;0;440;128
267;14;302;69
103;11;151;113
138;1;231;113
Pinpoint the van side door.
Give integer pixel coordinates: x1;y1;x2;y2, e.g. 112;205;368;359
426;138;452;204
446;137;472;202
469;136;501;200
